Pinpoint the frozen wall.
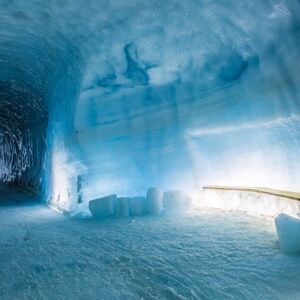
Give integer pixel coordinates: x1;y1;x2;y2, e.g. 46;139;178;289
0;22;83;207
0;0;300;211
200;188;300;217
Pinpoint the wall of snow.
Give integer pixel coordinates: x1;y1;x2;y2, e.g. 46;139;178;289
1;0;300;211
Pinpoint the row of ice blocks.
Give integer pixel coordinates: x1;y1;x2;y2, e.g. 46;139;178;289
89;188;192;219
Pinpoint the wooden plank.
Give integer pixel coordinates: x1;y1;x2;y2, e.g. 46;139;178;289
203;186;300;201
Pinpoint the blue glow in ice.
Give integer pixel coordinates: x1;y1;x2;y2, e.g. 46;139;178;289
0;0;299;213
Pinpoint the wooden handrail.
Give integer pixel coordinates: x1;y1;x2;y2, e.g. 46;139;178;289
203;186;300;201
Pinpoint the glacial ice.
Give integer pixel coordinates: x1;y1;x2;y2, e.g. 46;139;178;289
129;196;145;216
88;194;116;219
145;187;163;214
88;188;195;219
275;213;300;254
163;190;193;213
199;189;300;217
1;1;300;298
0;0;299;214
2;197;300;299
115;197;130;218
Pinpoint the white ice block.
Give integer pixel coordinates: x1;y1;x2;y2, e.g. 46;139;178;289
115;197;130;218
89;194;117;219
163;190;193;213
129;196;145;216
275;213;300;254
145;187;163;214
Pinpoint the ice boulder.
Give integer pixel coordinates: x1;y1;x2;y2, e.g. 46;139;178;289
115;197;130;218
297;212;300;219
145;187;163;214
89;194;117;219
163;190;193;213
130;196;145;216
275;213;300;254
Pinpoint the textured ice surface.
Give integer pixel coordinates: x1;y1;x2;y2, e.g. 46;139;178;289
0;1;300;211
89;188;194;219
89;194;116;218
1;192;300;299
163;190;193;213
200;189;300;217
145;187;163;214
129;196;145;216
115;197;130;218
275;213;300;254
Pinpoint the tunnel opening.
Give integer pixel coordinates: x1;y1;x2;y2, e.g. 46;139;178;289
0;80;48;202
0;23;83;207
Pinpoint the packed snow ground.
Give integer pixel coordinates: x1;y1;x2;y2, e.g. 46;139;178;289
1;188;300;299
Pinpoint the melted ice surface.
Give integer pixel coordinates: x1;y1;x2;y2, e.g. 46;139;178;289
1;193;299;299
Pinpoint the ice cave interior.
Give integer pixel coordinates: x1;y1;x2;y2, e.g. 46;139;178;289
1;0;300;213
1;1;300;298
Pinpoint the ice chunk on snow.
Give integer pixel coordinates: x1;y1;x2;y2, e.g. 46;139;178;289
130;196;145;216
275;213;300;254
89;194;117;219
115;197;130;218
145;187;163;214
163;190;193;213
297;212;300;219
72;202;91;218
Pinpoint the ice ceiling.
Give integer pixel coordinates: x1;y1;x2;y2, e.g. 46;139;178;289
0;0;300;211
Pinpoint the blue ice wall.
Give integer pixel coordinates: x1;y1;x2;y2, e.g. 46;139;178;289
1;0;300;211
0;24;49;191
0;22;83;207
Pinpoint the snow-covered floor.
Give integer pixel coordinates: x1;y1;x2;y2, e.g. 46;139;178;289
1;188;300;299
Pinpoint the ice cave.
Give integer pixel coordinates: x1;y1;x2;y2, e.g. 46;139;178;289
1;0;300;299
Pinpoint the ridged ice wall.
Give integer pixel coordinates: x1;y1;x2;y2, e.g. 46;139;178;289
200;187;300;217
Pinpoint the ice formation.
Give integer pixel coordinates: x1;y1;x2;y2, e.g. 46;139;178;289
2;198;300;299
200;189;300;217
89;194;116;218
163;190;193;213
88;188;193;219
275;213;300;254
115;197;130;218
129;196;145;216
145;187;163;214
0;0;300;213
